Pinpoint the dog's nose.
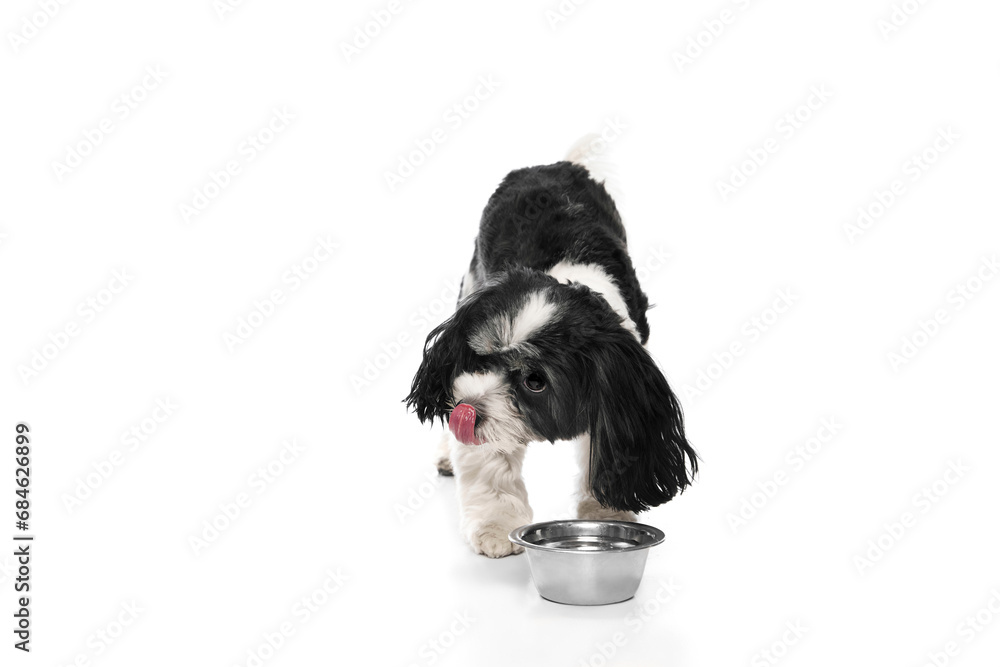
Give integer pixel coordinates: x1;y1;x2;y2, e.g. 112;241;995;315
449;403;482;446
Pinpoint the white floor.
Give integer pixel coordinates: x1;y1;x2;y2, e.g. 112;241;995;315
2;1;1000;665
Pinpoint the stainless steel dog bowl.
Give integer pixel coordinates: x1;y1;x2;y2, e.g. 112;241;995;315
509;520;665;605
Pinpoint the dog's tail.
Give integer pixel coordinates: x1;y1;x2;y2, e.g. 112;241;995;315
565;133;612;182
566;133;620;198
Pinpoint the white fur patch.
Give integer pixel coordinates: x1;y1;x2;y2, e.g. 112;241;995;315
451;371;535;450
565;132;620;198
449;436;531;557
452;370;505;406
468;291;558;355
547;261;639;340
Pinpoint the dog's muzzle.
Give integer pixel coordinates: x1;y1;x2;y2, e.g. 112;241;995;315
449;403;482;446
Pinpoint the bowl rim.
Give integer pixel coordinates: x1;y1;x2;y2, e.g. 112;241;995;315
508;519;665;554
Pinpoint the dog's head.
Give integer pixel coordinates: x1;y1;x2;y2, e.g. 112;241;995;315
405;267;697;513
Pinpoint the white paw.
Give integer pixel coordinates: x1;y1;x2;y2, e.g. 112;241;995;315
469;524;524;558
576;497;636;523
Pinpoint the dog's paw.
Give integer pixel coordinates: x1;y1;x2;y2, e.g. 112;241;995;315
469;524;523;558
436;455;453;476
576;497;636;523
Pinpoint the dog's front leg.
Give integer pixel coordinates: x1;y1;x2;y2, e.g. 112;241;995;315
574;433;637;522
451;438;532;558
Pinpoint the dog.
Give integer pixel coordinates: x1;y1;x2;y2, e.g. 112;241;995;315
405;140;697;557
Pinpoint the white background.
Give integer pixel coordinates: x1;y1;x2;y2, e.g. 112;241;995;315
1;1;999;665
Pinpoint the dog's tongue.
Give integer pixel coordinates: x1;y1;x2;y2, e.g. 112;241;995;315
449;404;481;446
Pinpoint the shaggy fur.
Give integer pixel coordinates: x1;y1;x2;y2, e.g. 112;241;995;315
406;151;697;558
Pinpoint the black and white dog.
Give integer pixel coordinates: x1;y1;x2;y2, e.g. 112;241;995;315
406;142;697;557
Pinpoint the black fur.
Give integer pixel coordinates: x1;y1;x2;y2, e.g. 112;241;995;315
405;162;697;513
472;162;650;344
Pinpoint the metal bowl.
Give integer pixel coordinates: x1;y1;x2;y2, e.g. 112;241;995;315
509;520;665;605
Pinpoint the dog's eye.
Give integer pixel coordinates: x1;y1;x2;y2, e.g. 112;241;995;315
523;372;546;393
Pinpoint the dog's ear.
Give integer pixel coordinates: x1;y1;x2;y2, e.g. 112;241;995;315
405;300;477;425
586;328;698;514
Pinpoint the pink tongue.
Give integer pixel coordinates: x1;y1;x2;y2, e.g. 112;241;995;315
449;404;481;446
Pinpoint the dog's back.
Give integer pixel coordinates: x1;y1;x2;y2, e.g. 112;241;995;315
470;157;650;343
